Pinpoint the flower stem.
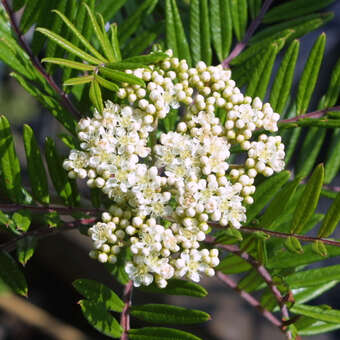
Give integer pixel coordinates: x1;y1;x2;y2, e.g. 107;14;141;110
120;281;133;340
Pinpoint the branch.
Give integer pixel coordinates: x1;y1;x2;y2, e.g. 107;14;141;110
1;0;81;119
279;105;340;124
206;235;292;339
216;272;283;329
240;226;340;248
0;203;104;216
120;281;133;340
0;217;96;252
222;0;274;67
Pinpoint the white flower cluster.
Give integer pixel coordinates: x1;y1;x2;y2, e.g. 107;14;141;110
63;50;285;288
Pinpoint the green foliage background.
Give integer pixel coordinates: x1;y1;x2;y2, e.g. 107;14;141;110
1;0;340;339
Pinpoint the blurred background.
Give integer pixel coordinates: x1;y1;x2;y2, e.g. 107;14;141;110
1;1;340;339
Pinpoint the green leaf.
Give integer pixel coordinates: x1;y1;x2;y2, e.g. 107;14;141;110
286;265;340;288
130;304;210;324
95;75;120;92
230;0;247;41
292;304;340;324
295;127;326;178
268;243;340;269
19;0;41;33
73;279;124;312
217;254;251;274
89;79;104;112
105;247;131;285
270;40;300;114
296;33;326;115
23;125;50;204
119;0;158;45
246;42;280;100
128;327;202;340
79;300;122;338
0;210;19;235
237;269;263;292
246;171;291;223
36;27;103;64
284;236;303;254
259;176;301;230
12;211;31;232
165;0;192;65
97;0;128;22
42;57;96;71
248;0;261;19
99;67;145;86
44;137;79;206
17;236;37;266
215;228;243;244
123;52;168;65
141;279;207;297
0;251;28;296
312;240;328;257
263;0;335;24
298;319;340;335
290;164;324;234
110;24;122;62
190;0;211;65
209;0;232;62
293;281;337;305
318;192;340;237
83;4;116;62
64;75;94;86
0;116;23;203
52;9;107;62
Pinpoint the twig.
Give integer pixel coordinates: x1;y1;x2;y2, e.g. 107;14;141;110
0;218;96;252
216;272;283;329
206;235;292;339
240;226;340;248
323;184;340;193
279;105;340;124
120;281;133;340
1;0;81;119
0;203;104;215
222;0;274;67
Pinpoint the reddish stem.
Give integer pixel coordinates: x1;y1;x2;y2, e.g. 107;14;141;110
120;281;133;340
222;0;274;67
216;272;283;329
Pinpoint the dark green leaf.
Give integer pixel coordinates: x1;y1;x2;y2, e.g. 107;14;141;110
23;125;49;204
44;137;79;206
130;304;210;324
17;236;37;266
209;0;232;62
0;251;27;296
259;176;301;230
293;281;337;305
128;327;202;340
79;300;122;338
292;304;340;324
123;52;168;65
0;116;23;203
318;191;340;237
270;40;300;114
230;0;247;41
89;79;104;112
296;34;326;115
290;164;324;234
246;171;291;223
141;279;207;297
96;75;120;92
263;0;335;24
73;279;124;312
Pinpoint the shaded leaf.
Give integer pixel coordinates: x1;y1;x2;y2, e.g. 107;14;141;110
0;251;27;296
73;279;124;312
128;327;201;340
